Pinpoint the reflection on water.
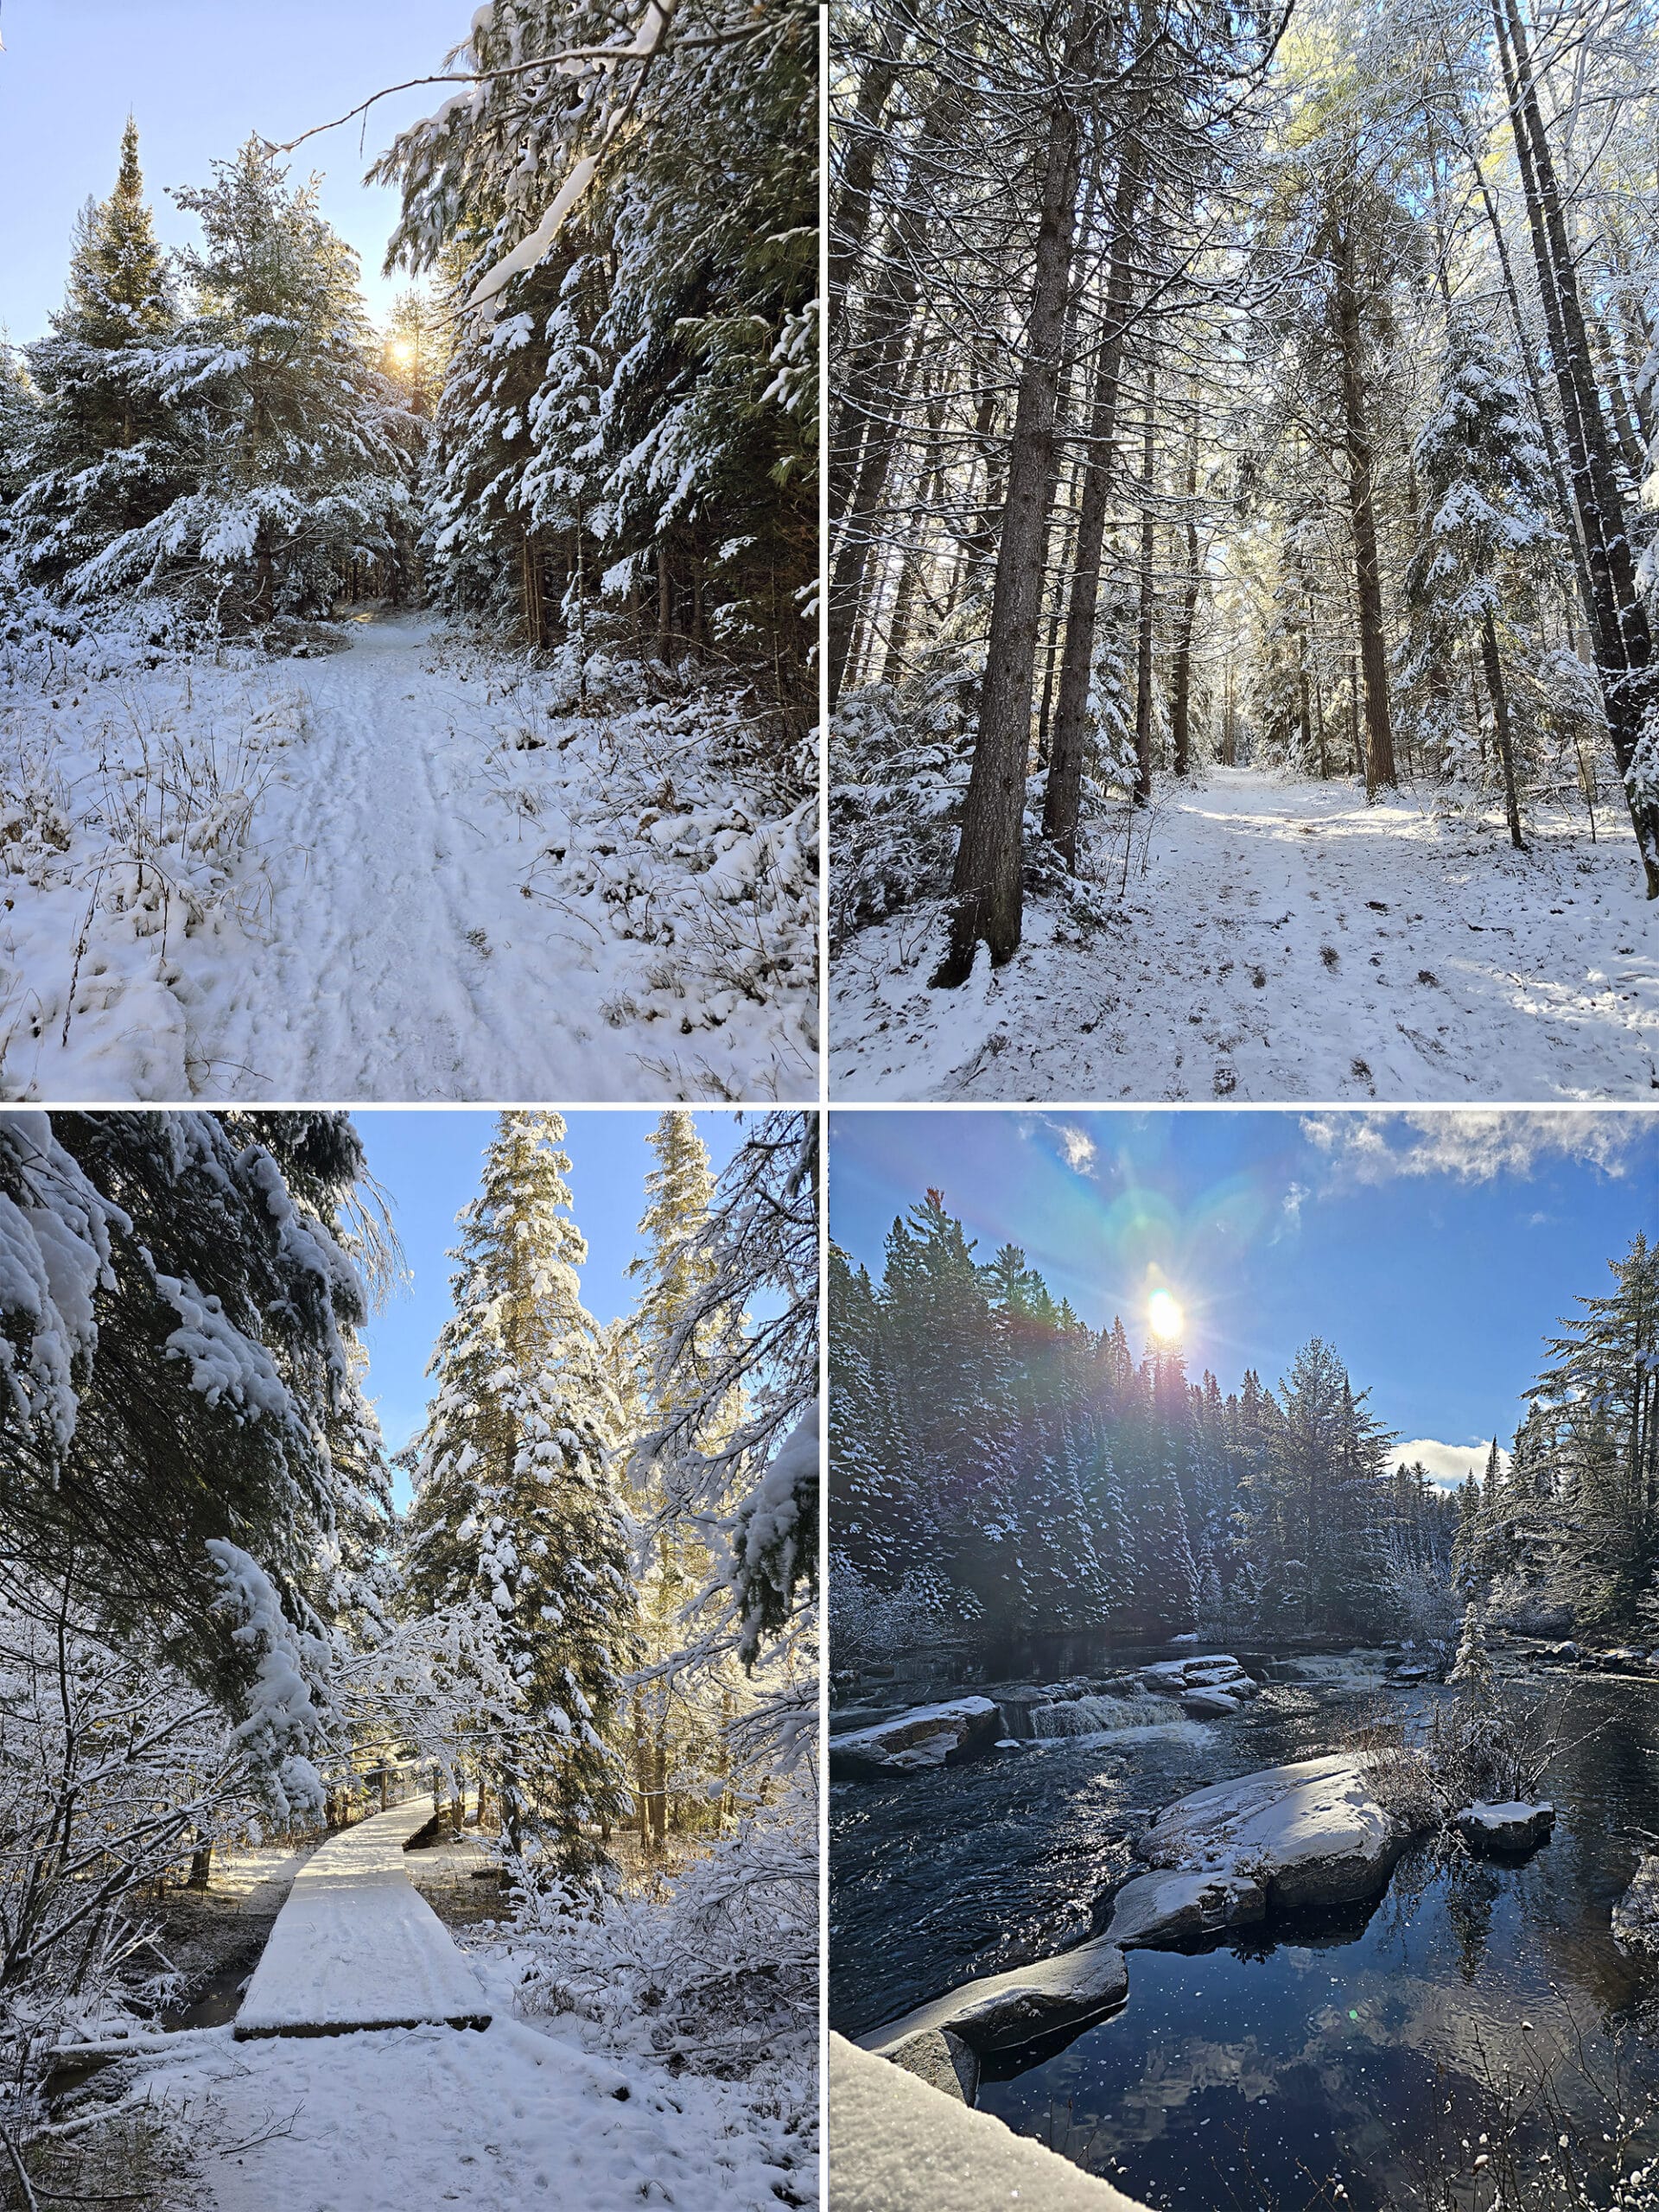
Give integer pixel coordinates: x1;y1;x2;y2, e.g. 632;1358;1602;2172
830;1656;1659;2209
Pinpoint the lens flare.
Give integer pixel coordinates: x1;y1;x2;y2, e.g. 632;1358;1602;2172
1148;1288;1183;1340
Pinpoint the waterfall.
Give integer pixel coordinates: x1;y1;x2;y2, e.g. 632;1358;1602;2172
1268;1652;1391;1687
1027;1690;1188;1738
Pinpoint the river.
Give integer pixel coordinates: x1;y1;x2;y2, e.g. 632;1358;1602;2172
830;1645;1659;2209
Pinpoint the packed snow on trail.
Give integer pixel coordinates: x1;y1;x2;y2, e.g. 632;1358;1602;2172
111;1950;807;2212
0;610;817;1101
830;767;1659;1101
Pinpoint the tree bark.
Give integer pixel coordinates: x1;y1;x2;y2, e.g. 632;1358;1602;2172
1133;361;1158;805
1479;609;1527;850
1330;207;1396;792
1170;400;1200;779
936;2;1095;983
1042;130;1147;861
1494;0;1659;893
829;10;908;354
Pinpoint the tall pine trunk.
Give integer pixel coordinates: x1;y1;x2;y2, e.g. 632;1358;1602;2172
1330;207;1396;792
1170;398;1200;779
1480;609;1527;850
936;2;1094;985
1133;361;1158;804
1043;130;1147;863
1494;0;1659;893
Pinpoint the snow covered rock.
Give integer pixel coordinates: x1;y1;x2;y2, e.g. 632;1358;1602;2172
830;1697;1001;1779
1104;1867;1267;1950
1137;1654;1258;1700
1182;1688;1242;1717
1453;1801;1556;1855
858;1935;1128;2056
885;2027;980;2104
1141;1753;1414;1912
1613;1854;1659;1958
831;2034;1154;2212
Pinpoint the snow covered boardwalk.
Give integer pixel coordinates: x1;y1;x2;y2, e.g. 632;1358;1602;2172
831;767;1659;1100
235;1798;490;2039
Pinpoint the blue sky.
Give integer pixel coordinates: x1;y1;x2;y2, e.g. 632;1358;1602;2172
829;1109;1658;1488
353;1109;747;1492
0;0;463;341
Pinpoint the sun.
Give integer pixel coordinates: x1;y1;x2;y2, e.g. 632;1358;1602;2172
390;338;416;365
1148;1288;1184;1341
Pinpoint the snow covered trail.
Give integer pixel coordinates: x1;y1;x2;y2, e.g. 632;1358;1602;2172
832;766;1659;1100
128;1910;804;2211
235;1799;490;2037
0;610;815;1099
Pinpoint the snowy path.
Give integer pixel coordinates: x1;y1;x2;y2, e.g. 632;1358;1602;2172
831;767;1659;1100
205;614;671;1099
1;609;814;1099
235;1799;489;2037
130;1907;804;2211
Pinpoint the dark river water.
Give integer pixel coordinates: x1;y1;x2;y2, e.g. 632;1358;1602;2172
830;1649;1659;2210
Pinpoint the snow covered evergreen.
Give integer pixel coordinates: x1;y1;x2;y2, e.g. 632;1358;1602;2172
406;1110;636;1883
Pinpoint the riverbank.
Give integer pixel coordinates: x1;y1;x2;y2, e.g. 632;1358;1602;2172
830;1642;1659;2209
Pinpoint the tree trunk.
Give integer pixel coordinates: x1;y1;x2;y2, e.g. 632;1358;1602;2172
829;10;907;353
188;1840;213;1891
1043;130;1147;862
1480;608;1527;850
827;78;957;702
936;2;1094;984
1494;0;1659;893
1133;362;1158;805
1331;210;1396;792
1170;402;1200;779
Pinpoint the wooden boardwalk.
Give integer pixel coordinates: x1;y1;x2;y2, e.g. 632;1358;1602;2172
235;1799;492;2039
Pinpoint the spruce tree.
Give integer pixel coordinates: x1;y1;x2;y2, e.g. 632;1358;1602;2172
1404;308;1555;845
69;138;415;622
623;1110;740;1848
406;1111;635;1884
17;121;181;585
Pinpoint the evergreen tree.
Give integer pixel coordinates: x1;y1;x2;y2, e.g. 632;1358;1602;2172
16;121;182;585
1404;307;1555;844
622;1111;741;1849
65;138;416;622
406;1111;635;1883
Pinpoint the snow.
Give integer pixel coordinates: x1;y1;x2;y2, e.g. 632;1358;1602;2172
830;767;1659;1099
1140;1752;1411;1910
830;2033;1151;2211
830;1696;1000;1775
1;612;815;1100
134;1967;803;2211
858;1935;1128;2055
235;1800;491;2036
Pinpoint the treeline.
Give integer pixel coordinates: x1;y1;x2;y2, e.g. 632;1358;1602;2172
829;0;1659;957
1453;1232;1659;1637
2;0;817;722
829;1191;1460;1657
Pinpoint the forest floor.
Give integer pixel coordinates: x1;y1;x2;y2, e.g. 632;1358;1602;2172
0;609;816;1101
830;766;1659;1100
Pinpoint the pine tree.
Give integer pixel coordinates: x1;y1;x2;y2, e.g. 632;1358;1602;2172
406;1111;635;1884
67;138;416;622
623;1111;741;1849
16;121;182;585
1405;307;1555;845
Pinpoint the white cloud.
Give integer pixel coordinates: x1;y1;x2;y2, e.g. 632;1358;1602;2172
1300;1110;1652;1185
1389;1439;1508;1492
1035;1118;1098;1178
